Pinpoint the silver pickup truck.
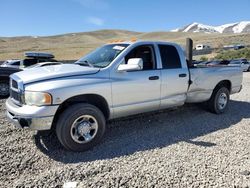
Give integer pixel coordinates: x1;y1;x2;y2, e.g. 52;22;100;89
6;39;243;151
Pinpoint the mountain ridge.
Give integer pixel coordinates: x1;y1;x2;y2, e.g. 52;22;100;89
172;21;250;34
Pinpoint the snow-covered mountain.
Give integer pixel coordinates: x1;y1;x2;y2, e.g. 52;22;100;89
171;21;250;34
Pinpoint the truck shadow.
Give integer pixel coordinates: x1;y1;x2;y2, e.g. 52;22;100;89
34;100;250;163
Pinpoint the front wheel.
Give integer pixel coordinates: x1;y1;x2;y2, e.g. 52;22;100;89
0;80;10;98
207;87;230;114
56;103;106;151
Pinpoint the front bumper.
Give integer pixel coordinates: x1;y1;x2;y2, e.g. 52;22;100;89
5;98;59;130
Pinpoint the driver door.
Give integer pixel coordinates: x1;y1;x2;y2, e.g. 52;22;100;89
111;44;161;118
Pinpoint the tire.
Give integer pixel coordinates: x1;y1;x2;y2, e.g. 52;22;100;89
0;80;10;98
56;103;106;151
207;87;230;114
36;130;53;137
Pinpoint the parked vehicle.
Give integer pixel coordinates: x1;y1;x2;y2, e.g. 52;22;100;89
0;59;22;68
206;61;221;66
195;44;210;50
192;60;204;66
25;62;62;69
6;39;243;151
0;67;22;97
228;59;250;72
0;52;57;97
234;44;245;50
0;52;56;69
207;60;230;66
223;44;245;50
197;60;230;67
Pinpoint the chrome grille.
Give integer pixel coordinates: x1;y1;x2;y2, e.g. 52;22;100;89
11;79;18;89
10;77;23;106
10;89;22;103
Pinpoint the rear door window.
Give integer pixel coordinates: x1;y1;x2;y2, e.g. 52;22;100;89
158;45;182;69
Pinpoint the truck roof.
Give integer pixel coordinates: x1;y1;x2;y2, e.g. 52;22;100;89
108;40;180;46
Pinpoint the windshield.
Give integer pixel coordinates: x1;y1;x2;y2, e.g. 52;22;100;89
8;60;20;65
75;44;129;68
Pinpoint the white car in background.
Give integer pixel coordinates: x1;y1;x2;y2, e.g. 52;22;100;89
0;52;57;69
25;62;62;69
1;59;21;68
195;44;211;50
228;59;250;72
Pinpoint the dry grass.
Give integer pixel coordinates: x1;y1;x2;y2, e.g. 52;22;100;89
0;30;250;61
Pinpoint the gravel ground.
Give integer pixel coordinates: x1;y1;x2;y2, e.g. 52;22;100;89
0;74;250;188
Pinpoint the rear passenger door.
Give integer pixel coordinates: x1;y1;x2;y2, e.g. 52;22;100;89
157;44;189;108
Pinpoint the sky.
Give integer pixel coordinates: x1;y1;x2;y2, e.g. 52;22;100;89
1;0;250;37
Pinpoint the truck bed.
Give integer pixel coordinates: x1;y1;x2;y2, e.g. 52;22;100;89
186;66;242;103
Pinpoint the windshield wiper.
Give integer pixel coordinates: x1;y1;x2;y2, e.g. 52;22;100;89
77;60;94;67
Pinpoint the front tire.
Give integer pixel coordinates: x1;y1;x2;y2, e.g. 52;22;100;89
207;87;230;114
56;103;106;151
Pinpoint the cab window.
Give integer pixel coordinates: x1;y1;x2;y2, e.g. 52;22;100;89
125;45;156;70
158;45;182;69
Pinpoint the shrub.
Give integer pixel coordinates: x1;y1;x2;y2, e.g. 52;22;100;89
215;48;250;60
200;56;208;61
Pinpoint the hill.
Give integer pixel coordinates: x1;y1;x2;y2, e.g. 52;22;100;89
1;29;250;61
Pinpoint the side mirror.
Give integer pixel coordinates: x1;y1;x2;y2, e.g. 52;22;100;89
117;58;143;72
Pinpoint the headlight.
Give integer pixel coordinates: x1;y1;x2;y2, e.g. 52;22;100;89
24;91;52;106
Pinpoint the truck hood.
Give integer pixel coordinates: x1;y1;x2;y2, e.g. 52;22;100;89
12;64;100;84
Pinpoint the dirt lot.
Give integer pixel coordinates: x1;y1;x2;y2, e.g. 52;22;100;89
0;74;250;187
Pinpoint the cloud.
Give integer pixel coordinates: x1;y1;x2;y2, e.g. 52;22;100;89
72;0;109;10
86;17;104;26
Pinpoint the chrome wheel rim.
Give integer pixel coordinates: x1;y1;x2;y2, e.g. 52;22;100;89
70;115;98;144
0;83;9;96
218;93;227;110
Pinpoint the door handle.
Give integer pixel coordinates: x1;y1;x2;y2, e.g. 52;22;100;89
149;76;159;80
179;73;187;77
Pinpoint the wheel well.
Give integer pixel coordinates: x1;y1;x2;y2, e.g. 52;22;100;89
52;94;110;129
214;80;231;92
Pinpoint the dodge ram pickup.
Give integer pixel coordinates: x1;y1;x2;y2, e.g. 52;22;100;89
6;39;243;151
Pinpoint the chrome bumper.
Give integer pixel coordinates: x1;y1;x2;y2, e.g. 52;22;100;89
6;111;54;130
5;98;59;130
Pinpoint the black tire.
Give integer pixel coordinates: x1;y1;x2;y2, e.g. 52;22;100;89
36;130;53;137
207;87;230;114
56;103;106;151
0;80;10;98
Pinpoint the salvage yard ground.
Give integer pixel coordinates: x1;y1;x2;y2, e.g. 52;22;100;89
0;73;250;187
